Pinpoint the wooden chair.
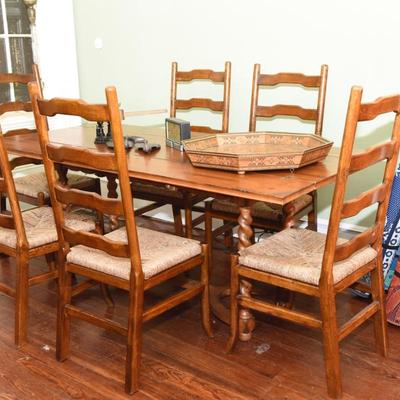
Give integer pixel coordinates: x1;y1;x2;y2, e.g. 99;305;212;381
0;124;97;347
29;82;213;394
132;61;231;238
205;64;328;256
227;86;400;398
0;65;101;211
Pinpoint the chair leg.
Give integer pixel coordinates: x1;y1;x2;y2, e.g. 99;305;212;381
223;220;234;248
275;287;295;309
227;255;239;353
56;254;72;362
320;289;342;399
184;206;193;239
15;255;29;347
125;288;144;395
94;177;102;195
45;252;56;272
172;205;184;236
370;265;389;357
200;244;213;338
100;283;115;308
307;190;318;231
204;203;213;273
0;194;6;213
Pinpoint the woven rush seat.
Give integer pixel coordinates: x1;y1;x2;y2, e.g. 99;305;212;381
132;181;183;199
0;206;96;249
67;226;202;280
14;171;98;199
211;194;313;221
239;228;377;285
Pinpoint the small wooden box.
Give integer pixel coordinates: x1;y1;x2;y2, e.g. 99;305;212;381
165;118;191;151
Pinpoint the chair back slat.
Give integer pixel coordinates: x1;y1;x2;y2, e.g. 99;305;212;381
256;105;317;121
174;98;224;112
0;72;34;84
320;87;400;285
258;72;322;87
4;128;36;138
0;102;32;114
0;65;41;120
249;64;328;135
46;144;117;172
37;98;110;122
0;132;28;247
55;185;124;216
359;96;400;121
341;184;387;219
170;61;231;133
29;82;144;282
62;227;130;258
0;214;15;229
349;141;395;173
334;227;377;262
9;156;42;170
176;69;225;82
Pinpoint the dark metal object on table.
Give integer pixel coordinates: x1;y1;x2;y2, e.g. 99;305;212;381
105;135;159;153
94;121;107;144
105;121;112;141
136;141;161;153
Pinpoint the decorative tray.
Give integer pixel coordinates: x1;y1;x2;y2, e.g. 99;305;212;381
183;132;333;174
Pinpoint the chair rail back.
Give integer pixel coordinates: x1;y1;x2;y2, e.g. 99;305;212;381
249;64;328;135
29;82;144;281
0;64;41;117
0;130;29;247
321;87;400;284
170;61;231;133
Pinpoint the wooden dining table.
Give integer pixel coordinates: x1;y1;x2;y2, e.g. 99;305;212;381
4;124;340;340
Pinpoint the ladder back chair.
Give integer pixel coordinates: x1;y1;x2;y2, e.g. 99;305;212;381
205;64;328;259
0;125;96;347
132;61;232;239
227;86;400;398
29;82;213;394
0;64;100;211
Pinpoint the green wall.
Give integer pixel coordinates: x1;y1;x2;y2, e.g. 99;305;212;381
72;0;400;228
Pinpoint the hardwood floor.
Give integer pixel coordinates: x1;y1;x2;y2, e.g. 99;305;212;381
0;217;399;399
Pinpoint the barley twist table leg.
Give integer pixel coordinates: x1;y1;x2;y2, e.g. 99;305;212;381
238;206;255;341
238;206;253;252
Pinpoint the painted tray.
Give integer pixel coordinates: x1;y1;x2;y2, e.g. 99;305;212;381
183;132;333;174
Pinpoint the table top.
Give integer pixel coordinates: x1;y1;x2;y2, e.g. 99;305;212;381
3;125;339;205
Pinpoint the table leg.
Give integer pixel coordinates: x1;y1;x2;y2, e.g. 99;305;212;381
238;206;256;341
106;174;119;230
55;164;69;186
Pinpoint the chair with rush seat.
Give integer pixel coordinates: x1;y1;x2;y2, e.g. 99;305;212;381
205;64;328;257
132;61;231;238
227;86;400;398
0;124;96;347
29;82;212;394
0;64;101;212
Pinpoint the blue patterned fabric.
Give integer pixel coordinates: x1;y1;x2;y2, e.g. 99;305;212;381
383;163;400;290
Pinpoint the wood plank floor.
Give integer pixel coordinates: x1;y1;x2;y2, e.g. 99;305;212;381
0;217;400;399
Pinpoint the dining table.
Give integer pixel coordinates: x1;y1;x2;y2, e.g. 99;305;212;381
3;124;340;340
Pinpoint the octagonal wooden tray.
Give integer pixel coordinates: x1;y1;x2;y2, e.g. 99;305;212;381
183;132;333;174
